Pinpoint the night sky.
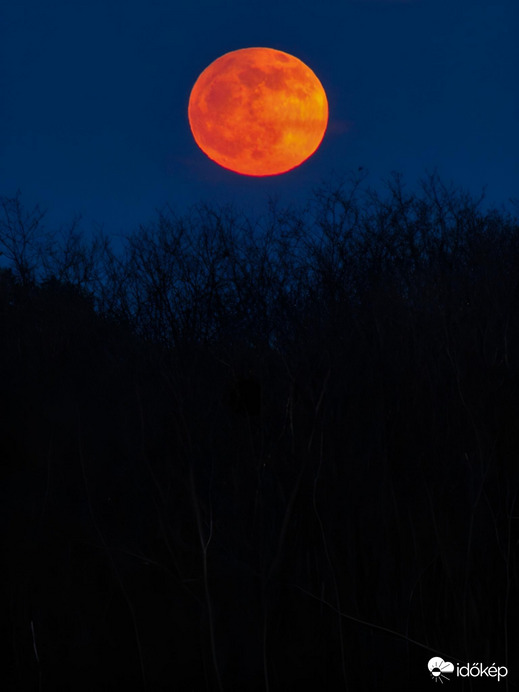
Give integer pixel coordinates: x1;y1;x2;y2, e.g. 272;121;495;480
2;0;518;239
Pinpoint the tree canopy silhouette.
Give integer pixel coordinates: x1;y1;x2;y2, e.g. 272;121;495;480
2;173;519;690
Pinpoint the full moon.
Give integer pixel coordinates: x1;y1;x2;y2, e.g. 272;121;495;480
188;47;328;177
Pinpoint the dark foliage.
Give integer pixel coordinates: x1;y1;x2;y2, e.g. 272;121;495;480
2;174;519;690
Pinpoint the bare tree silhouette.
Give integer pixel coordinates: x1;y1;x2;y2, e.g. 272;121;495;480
2;174;519;690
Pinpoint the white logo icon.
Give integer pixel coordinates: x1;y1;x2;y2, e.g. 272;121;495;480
428;657;454;683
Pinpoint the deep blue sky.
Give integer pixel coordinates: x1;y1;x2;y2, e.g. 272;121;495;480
1;0;518;239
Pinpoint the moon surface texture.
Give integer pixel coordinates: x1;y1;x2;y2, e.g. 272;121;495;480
188;47;328;176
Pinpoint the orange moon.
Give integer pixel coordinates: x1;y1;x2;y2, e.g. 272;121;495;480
188;47;328;177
